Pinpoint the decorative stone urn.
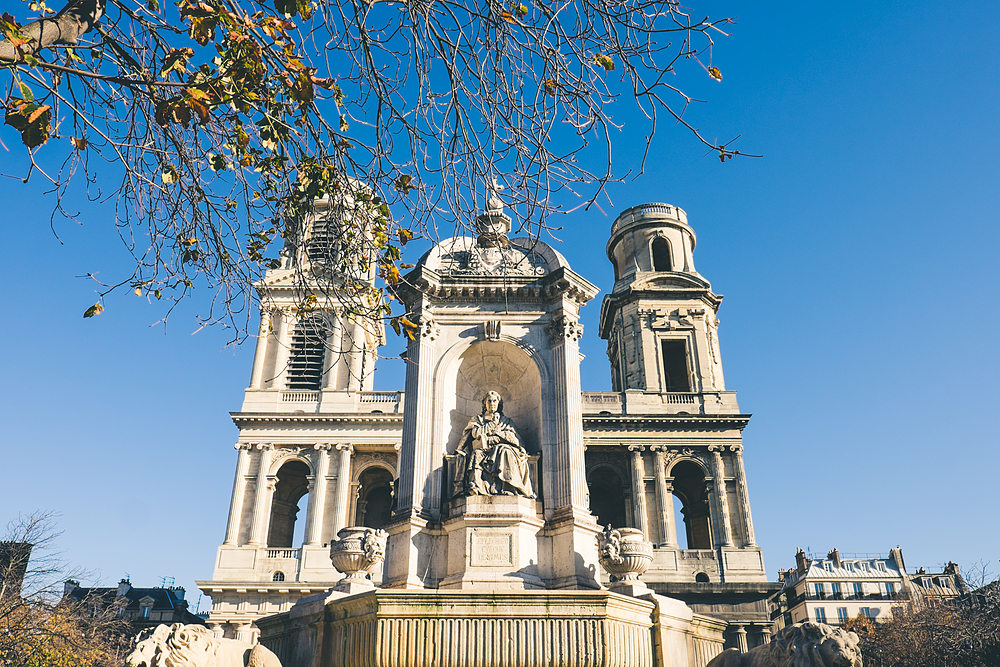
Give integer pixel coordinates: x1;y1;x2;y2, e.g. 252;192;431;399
329;526;388;592
596;525;653;584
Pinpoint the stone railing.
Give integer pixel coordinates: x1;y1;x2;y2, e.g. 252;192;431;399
281;391;320;403
265;549;300;559
679;550;717;560
358;391;402;404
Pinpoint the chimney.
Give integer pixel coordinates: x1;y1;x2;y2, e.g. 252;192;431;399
117;579;131;598
889;547;906;573
828;548;842;569
795;548;811;575
63;579;79;598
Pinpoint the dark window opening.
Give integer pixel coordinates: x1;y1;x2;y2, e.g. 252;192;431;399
587;467;628;529
652;237;672;272
356;467;394;530
267;460;310;547
695;572;710;583
287;316;327;391
272;571;285;582
661;340;691;392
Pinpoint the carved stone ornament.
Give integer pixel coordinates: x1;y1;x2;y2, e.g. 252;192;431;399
484;319;502;341
419;317;441;341
596;525;653;584
329;526;389;589
126;624;283;667
451;391;534;498
438;245;548;276
546;315;584;344
705;622;862;667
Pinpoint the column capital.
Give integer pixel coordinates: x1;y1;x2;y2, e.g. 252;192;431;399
729;444;744;453
265;477;277;492
235;442;253;451
649;445;669;453
336;443;355;455
256;443;274;452
707;444;727;453
627;445;645;453
314;443;334;452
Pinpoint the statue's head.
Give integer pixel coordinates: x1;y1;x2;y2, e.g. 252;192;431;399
481;391;503;415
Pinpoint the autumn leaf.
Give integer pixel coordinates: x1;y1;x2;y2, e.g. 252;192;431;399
594;54;615;71
397;228;414;245
208;153;227;172
160;48;195;78
543;79;558;94
394;174;414;194
70;136;87;150
83;303;104;318
708;66;722;81
162;164;179;184
4;99;52;148
513;3;528;18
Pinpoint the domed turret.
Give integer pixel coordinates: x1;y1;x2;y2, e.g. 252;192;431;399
606;203;697;285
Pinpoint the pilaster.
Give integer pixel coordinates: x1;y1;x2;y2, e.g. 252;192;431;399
224;443;253;545
708;446;733;548
305;444;332;545
248;444;274;546
332;444;354;535
730;445;756;546
628;445;650;538
651;446;677;548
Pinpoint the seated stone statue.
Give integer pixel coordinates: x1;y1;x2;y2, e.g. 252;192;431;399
452;391;534;498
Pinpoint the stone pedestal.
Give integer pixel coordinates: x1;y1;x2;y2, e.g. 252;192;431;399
439;495;545;590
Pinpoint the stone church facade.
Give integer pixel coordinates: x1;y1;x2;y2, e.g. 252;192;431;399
198;198;778;652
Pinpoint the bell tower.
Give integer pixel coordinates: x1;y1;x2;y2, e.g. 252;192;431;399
601;203;728;403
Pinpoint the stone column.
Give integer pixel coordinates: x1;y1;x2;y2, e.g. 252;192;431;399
709;446;733;547
628;446;650;538
760;625;772;644
206;622;224;639
322;311;343;390
652;447;677;547
332;444;354;534
224;443;253;545
235;624;254;644
248;444;274;546
305;444;332;545
248;311;271;389
733;625;748;653
271;310;292;390
730;445;757;546
395;320;437;517
347;316;365;392
549;314;590;511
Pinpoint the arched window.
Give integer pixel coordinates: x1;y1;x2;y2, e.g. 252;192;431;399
272;571;285;582
267;460;310;547
355;467;394;530
695;572;710;583
670;461;712;550
651;237;672;272
287;316;327;391
587;467;628;529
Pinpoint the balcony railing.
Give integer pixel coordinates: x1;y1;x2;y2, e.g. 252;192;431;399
265;549;299;559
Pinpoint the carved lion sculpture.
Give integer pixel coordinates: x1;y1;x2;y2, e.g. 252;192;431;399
705;622;862;667
126;623;282;667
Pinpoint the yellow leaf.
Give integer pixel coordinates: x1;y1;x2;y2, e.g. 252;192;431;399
134;287;142;296
70;136;87;149
501;10;515;23
83;303;104;318
708;66;722;81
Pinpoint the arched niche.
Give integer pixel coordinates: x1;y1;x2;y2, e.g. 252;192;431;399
669;459;713;550
354;466;394;529
267;460;310;548
446;340;542;455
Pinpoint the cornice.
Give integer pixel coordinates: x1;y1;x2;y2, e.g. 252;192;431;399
583;414;751;432
397;265;599;307
231;412;404;426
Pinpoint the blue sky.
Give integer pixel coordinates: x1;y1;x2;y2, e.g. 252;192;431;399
1;0;998;605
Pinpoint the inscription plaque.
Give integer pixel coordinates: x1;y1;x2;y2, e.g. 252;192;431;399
470;531;514;567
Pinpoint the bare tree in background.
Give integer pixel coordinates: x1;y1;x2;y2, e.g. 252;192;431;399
0;512;130;667
843;560;1000;667
0;0;747;342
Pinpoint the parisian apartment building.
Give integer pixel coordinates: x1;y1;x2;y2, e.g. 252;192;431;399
770;547;967;629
